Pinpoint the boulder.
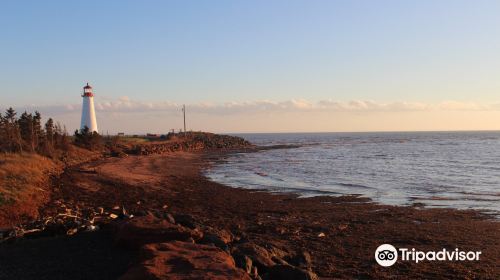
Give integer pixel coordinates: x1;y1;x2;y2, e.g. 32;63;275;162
114;214;203;248
232;243;275;271
119;241;252;280
264;245;290;261
233;254;253;274
288;251;312;269
200;228;233;250
173;214;198;229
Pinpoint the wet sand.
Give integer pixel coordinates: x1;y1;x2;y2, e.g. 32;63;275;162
3;151;500;279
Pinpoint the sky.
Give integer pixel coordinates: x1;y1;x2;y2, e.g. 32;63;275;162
1;0;500;133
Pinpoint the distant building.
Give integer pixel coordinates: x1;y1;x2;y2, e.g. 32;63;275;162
80;83;98;133
117;132;125;137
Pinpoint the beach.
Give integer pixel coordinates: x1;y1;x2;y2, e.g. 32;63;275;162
1;148;498;279
4;1;500;279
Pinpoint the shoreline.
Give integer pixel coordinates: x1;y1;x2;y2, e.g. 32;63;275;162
207;146;500;220
1;150;499;279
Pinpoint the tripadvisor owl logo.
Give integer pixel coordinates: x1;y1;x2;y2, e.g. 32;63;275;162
375;244;398;267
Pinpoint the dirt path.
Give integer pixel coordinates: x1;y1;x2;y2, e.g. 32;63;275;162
2;152;499;279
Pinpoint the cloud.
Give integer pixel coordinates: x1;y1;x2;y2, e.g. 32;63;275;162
88;98;500;114
316;100;431;111
437;101;488;111
5;98;500;116
5;97;500;134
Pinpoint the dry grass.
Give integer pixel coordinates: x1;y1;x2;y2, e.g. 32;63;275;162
118;137;150;144
0;153;62;227
0;153;57;203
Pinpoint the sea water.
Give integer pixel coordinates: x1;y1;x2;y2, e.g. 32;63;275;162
206;132;500;215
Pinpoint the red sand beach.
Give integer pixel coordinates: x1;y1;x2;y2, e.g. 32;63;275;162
0;150;499;279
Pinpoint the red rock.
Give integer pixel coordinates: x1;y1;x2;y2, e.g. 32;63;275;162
200;228;233;250
114;214;203;248
119;241;252;280
232;243;276;269
289;251;312;269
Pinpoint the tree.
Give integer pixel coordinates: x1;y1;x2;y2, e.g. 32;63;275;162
0;108;70;154
74;126;102;150
3;108;23;152
0;113;5;151
18;111;34;152
38;118;56;156
33;111;42;151
53;122;70;151
45;118;54;146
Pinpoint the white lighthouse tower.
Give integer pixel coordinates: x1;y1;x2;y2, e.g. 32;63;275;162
80;83;98;133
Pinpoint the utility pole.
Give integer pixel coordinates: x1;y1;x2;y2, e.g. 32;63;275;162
182;104;186;136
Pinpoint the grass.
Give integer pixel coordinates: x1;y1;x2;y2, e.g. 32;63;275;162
0;153;59;204
0;153;62;226
0;146;100;227
117;136;150;144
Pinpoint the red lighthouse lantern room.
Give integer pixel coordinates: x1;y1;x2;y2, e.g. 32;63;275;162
83;83;94;97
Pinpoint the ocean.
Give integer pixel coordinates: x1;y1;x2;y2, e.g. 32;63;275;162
206;132;500;215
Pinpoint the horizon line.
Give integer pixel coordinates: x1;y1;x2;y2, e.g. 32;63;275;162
103;129;500;136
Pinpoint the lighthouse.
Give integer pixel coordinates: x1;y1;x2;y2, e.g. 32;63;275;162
80;83;98;133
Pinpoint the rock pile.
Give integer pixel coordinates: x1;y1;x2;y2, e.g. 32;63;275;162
120;241;252;280
2;204;319;280
112;213;319;280
113;213;203;248
231;243;318;280
129;132;253;155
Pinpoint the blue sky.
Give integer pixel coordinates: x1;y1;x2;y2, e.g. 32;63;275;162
1;1;500;132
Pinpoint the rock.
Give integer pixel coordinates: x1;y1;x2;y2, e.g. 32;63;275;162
200;228;233;250
119;241;252;280
85;225;99;232
233;254;253;274
266;265;319;280
234;232;250;244
114;213;203;248
337;224;348;231
288;251;312;269
120;207;133;219
163;213;176;224
317;232;325;238
251;266;261;280
109;213;118;219
232;243;275;271
265;244;289;260
201;233;229;250
66;228;78;236
271;256;289;265
118;151;128;158
275;226;287;234
173;214;198;229
214;228;233;244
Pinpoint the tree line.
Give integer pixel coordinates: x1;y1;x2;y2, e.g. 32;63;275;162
0;107;70;155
